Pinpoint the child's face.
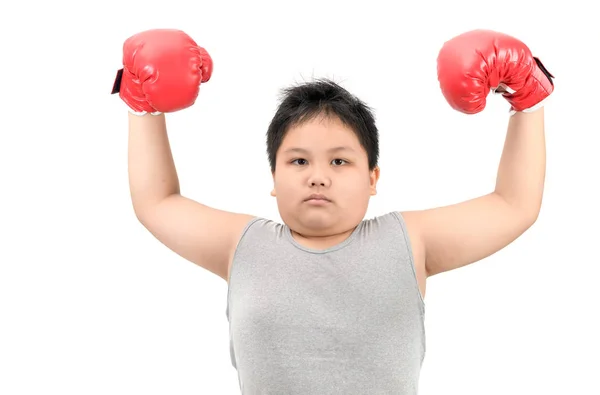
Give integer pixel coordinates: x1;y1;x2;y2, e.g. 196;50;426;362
271;114;379;236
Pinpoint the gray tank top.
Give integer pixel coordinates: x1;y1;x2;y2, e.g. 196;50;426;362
226;211;426;394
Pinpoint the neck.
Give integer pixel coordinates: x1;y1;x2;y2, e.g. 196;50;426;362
290;227;356;250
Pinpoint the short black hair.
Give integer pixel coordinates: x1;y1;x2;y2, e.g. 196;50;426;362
266;78;379;173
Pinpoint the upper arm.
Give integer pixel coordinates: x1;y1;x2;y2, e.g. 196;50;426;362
401;192;538;278
136;194;255;281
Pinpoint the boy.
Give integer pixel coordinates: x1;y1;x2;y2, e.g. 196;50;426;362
112;28;552;394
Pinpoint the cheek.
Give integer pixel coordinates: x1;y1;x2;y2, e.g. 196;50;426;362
340;172;371;190
275;177;298;196
335;177;370;201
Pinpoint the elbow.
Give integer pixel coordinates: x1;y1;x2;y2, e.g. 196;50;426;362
524;209;540;229
131;200;159;226
132;203;150;226
496;192;542;230
518;203;542;231
524;195;543;226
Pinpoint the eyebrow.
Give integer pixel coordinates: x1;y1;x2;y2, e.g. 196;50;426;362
283;146;356;154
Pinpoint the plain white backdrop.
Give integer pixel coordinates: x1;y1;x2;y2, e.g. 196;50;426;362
1;0;598;394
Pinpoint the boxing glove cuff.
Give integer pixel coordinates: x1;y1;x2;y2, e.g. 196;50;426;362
502;57;554;113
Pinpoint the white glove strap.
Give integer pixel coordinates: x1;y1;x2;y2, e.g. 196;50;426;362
128;109;162;116
123;101;162;116
508;95;550;116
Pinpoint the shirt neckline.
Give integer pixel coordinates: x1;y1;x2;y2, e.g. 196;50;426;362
283;221;364;254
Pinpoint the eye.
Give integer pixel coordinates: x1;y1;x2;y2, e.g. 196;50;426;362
332;159;348;166
291;158;308;166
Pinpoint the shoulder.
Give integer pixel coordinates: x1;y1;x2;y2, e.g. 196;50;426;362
360;211;411;235
233;216;286;249
356;211;419;251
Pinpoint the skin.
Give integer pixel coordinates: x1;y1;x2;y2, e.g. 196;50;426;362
270;113;379;250
265;106;545;300
130;96;545;302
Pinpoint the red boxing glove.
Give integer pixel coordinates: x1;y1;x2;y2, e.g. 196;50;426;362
111;29;213;114
436;30;554;114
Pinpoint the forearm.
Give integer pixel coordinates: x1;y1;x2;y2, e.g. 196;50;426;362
494;108;546;219
128;112;180;216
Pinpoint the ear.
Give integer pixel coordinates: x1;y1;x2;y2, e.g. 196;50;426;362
270;171;276;197
369;166;380;196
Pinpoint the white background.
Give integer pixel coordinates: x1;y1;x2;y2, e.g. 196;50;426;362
1;0;598;394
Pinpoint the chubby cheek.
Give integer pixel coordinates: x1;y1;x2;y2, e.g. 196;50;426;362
274;176;299;200
342;172;371;190
277;185;298;200
336;178;372;204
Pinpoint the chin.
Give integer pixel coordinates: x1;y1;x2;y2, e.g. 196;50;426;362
298;212;346;235
280;209;328;231
302;217;332;230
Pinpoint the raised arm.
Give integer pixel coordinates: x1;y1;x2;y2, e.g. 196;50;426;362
115;29;254;281
403;109;546;277
128;113;254;281
402;29;553;278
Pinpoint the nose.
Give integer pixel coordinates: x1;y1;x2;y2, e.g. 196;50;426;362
307;165;331;188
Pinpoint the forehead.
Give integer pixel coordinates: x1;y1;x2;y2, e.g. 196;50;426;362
281;115;360;149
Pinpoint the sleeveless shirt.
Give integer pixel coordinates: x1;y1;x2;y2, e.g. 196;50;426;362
225;211;426;394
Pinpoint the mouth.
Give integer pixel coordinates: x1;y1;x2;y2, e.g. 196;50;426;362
304;194;331;203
